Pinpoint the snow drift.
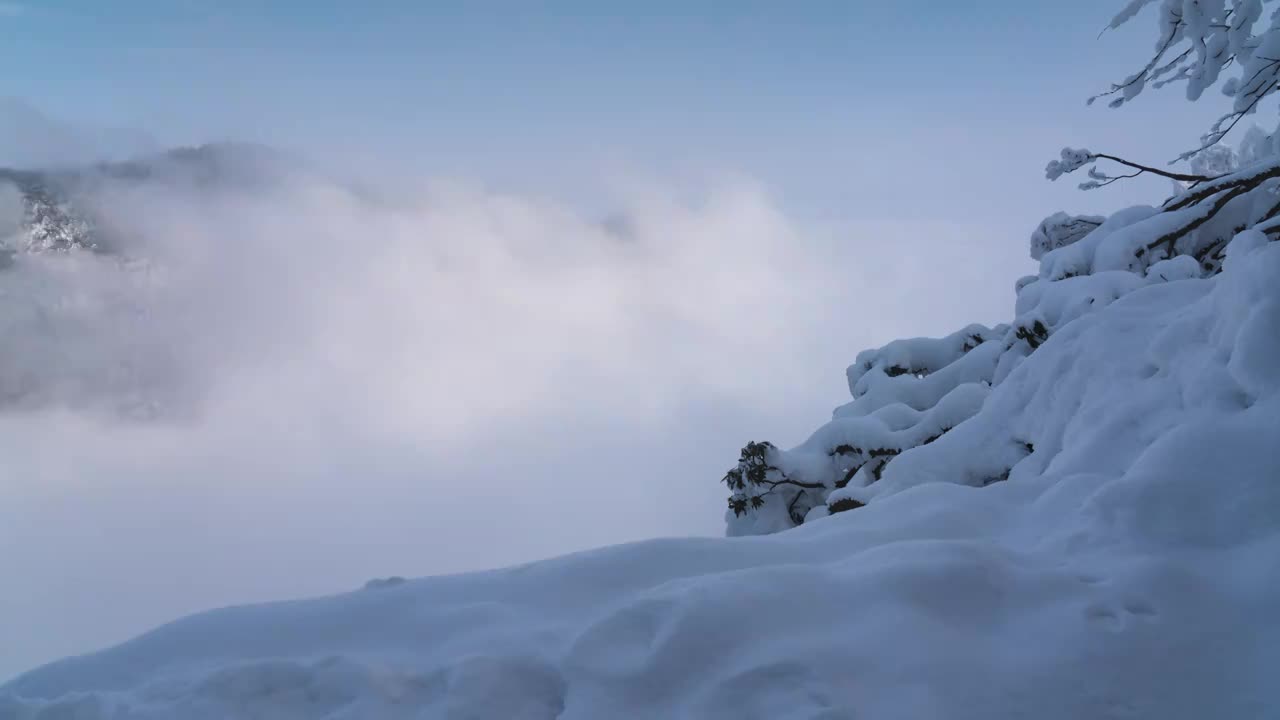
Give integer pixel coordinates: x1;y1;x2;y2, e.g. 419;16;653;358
3;204;1278;718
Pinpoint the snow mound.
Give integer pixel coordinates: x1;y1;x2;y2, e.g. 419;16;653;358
3;233;1279;718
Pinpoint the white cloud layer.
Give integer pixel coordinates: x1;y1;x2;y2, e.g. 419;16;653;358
0;150;1024;678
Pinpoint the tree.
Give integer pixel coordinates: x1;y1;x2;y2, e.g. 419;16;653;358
1046;1;1280;276
721;0;1280;535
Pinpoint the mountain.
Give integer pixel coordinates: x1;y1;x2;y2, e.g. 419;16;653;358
0;168;98;262
0;143;297;264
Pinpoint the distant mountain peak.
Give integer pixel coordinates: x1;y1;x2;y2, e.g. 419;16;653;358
0;142;299;263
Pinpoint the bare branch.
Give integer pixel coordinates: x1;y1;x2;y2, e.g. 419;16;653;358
1091;153;1214;183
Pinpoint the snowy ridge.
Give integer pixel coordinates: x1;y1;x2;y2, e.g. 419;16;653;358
3;220;1278;718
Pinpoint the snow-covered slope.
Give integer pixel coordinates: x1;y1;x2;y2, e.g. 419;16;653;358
3;227;1278;718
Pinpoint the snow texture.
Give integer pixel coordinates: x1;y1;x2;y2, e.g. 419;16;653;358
1029;211;1105;260
1044;147;1094;181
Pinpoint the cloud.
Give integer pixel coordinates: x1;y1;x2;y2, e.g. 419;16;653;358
0;146;1027;679
0;157;855;675
1;162;838;428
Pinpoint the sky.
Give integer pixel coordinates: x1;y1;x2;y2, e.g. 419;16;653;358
0;0;1242;680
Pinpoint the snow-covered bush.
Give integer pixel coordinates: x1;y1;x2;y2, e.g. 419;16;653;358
724;0;1280;535
1030;212;1105;261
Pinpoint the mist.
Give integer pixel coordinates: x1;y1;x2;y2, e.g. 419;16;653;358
0;79;1225;679
1;1;1219;678
0;146;1023;677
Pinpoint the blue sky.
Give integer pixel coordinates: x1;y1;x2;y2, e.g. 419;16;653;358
2;0;1220;208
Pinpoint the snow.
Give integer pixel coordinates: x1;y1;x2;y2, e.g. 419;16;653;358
3;220;1278;718
1029;211;1105;261
1044;147;1094;181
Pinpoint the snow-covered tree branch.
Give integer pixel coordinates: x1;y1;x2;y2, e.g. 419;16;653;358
722;0;1280;534
1095;0;1280;162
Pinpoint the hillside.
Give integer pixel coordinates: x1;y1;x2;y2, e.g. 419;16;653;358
6;3;1280;716
3;197;1277;718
